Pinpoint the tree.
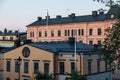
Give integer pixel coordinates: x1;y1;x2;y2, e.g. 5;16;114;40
65;71;87;80
35;72;53;80
100;5;120;70
93;0;120;7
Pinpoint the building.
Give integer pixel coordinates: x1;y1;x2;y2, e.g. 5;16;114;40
3;41;112;80
26;6;119;45
0;28;26;48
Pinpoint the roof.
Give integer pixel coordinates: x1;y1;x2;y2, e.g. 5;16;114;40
27;6;119;27
29;41;93;53
0;32;26;36
27;14;106;26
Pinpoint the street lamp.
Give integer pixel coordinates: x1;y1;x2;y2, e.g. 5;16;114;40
17;56;22;80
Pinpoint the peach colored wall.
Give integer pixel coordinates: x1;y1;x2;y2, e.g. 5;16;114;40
27;20;116;44
0;55;4;71
4;45;54;80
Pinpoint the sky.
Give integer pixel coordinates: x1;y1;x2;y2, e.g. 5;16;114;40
0;0;110;32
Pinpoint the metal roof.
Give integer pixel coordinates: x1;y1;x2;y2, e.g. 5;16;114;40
29;41;93;53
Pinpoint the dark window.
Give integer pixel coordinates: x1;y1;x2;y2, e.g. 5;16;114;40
80;40;83;43
58;30;61;37
78;29;81;36
30;32;34;37
89;29;93;36
97;60;100;72
71;30;74;37
88;61;92;74
68;30;70;36
59;62;65;74
15;61;20;72
51;30;54;37
34;62;39;74
45;31;47;37
6;77;10;80
6;60;10;72
81;29;84;36
98;40;101;45
71;62;75;73
3;37;5;40
39;31;41;37
24;62;29;73
65;30;67;36
98;28;102;35
10;37;13;40
44;63;49;74
89;40;93;45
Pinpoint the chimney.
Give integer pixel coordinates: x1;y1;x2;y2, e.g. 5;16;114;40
46;16;50;20
71;13;75;18
92;11;98;17
99;11;104;15
38;17;42;21
56;15;62;19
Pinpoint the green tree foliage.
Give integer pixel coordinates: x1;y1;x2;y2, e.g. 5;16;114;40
65;71;87;80
93;0;120;7
100;6;120;70
35;72;53;80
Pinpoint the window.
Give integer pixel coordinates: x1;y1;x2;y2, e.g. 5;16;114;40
78;29;81;36
30;31;34;37
51;30;54;37
68;30;70;36
15;61;20;72
88;61;92;74
34;62;39;74
59;62;65;74
89;40;93;45
65;30;67;36
71;62;75;73
71;30;74;37
39;31;41;37
97;60;100;72
98;40;101;45
45;31;47;37
58;30;61;37
10;37;13;40
98;28;102;35
24;61;29;73
6;60;10;72
44;63;49;74
6;77;10;80
3;37;5;40
81;29;84;36
89;29;93;36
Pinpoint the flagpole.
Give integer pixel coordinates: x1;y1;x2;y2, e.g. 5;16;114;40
74;22;77;72
46;9;49;41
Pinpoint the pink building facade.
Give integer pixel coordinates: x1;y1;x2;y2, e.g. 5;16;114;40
26;7;118;45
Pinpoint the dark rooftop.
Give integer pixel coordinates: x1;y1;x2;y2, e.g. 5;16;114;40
27;6;119;27
29;41;93;53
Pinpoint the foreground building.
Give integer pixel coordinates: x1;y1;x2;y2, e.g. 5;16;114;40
3;41;112;80
26;6;119;45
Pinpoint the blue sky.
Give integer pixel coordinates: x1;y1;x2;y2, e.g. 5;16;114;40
0;0;109;32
